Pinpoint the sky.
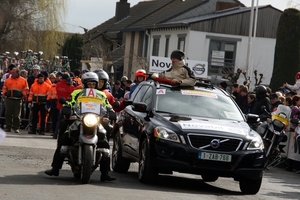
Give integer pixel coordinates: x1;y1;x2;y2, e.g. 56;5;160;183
63;0;299;34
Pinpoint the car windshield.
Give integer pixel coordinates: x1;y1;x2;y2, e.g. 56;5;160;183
155;88;244;121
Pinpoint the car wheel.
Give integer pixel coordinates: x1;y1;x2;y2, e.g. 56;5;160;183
239;177;262;194
201;174;219;182
112;132;130;173
138;138;158;184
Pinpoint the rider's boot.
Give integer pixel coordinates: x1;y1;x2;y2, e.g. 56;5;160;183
100;157;116;182
44;168;59;176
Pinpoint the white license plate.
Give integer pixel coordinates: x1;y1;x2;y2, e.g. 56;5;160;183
198;152;232;162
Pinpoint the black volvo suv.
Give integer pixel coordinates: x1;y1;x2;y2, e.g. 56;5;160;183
111;80;264;194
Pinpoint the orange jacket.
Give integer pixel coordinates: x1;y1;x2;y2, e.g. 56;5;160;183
2;76;29;99
28;81;51;103
47;83;57;100
73;77;82;87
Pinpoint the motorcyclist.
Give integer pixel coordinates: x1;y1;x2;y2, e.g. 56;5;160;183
251;85;272;121
93;69;127;108
44;72;116;182
93;69;115;106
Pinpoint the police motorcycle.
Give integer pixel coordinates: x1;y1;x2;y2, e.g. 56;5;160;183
59;89;116;184
255;105;291;168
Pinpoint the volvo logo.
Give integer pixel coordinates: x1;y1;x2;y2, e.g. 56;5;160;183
210;139;220;149
192;64;205;75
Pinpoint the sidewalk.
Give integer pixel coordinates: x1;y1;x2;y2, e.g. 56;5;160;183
1;129;57;149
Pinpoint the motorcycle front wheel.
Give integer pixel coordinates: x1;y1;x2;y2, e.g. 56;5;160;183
81;145;94;184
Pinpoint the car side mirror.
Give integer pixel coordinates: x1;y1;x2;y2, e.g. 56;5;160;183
132;102;148;113
246;113;260;124
124;100;133;106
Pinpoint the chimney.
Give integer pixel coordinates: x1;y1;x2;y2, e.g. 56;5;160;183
115;0;130;22
216;2;239;11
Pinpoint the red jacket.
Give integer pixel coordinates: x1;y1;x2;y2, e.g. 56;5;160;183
56;80;75;110
102;89;126;112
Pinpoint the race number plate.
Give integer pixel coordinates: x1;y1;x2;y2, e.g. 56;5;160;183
198;152;232;162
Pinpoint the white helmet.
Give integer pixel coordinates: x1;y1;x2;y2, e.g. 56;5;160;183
32;65;40;70
82;72;99;88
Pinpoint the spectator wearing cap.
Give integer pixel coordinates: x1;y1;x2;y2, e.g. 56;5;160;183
151;50;196;86
270;93;282;112
27;73;51;135
39;71;52;86
120;76;128;89
52;73;75;139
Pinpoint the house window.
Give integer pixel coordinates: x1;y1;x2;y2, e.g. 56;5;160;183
165;35;170;57
177;34;187;52
152;35;161;56
206;36;241;77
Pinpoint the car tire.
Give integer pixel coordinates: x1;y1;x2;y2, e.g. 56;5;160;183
239;177;262;194
112;132;130;173
138;138;158;184
201;174;219;182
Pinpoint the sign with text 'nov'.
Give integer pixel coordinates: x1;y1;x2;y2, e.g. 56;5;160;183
149;56;208;78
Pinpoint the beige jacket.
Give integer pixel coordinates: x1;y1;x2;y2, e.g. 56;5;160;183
158;60;196;86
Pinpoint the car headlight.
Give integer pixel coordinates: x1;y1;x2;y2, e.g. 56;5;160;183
154;127;180;143
247;136;264;150
83;114;100;127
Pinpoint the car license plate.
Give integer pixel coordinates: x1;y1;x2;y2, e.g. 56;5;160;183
198;152;232;162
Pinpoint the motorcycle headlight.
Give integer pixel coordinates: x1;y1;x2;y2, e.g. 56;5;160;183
154;127;180;143
83;114;100;127
247;136;264;150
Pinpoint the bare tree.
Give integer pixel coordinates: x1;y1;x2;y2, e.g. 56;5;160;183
0;0;68;60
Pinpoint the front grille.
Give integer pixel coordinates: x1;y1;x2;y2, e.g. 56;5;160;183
188;134;243;152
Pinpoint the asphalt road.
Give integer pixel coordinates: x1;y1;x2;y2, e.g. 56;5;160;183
0;130;300;200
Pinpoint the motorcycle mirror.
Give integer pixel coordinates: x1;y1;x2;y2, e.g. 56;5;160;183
261;106;266;111
124;100;133;106
59;97;67;104
109;110;116;120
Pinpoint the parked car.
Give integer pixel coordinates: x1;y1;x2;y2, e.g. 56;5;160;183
111;80;265;194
